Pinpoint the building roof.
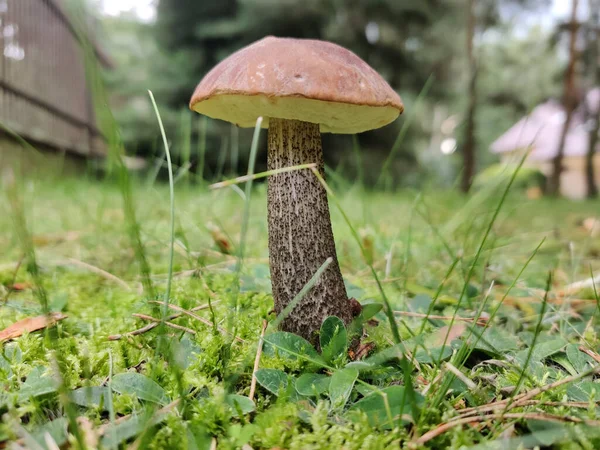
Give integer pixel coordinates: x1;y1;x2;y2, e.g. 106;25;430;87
491;90;600;161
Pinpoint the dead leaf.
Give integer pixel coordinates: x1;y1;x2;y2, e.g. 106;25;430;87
0;312;67;343
8;282;31;291
207;223;233;255
359;228;374;265
31;231;80;247
352;342;376;360
432;323;467;346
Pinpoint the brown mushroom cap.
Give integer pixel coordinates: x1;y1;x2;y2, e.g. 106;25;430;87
190;36;404;134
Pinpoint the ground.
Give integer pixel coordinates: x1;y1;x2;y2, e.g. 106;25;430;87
0;171;599;449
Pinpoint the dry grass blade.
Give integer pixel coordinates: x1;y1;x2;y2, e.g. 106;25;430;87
394;310;488;326
107;301;218;340
59;258;131;291
132;313;196;334
209;163;317;190
557;273;600;297
149;300;245;343
498;292;598;311
415;412;600;445
0;312;67;343
249;319;268;401
444;362;477;390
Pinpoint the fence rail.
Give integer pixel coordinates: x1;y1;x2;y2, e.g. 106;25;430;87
0;0;104;156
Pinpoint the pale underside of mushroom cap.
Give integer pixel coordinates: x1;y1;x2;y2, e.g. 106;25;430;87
190;36;404;134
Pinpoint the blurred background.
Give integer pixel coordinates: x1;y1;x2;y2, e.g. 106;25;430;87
0;0;598;198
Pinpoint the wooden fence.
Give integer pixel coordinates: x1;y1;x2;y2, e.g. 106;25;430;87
0;0;106;156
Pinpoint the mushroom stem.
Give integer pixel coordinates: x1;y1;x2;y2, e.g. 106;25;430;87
267;118;353;343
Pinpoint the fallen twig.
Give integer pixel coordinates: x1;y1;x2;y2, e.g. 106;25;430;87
249;320;268;401
579;346;600;364
132;313;196;335
149;301;245;343
108;301;218;341
453;366;600;420
415;412;600;445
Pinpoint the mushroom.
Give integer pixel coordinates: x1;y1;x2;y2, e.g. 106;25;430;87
190;36;403;343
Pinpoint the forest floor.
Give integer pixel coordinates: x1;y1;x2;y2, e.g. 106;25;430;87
1;171;599;449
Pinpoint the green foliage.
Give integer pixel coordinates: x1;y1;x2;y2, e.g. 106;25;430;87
320;316;348;365
111;372;171;405
2;171;600;448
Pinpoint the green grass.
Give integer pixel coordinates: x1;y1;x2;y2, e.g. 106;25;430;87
1;163;600;449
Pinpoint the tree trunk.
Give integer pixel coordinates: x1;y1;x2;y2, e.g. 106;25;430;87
461;0;477;193
267;118;353;344
585;0;599;199
586;105;600;199
548;0;580;196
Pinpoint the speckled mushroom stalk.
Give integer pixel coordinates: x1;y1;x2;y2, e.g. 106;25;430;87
267;118;353;342
189;36;404;343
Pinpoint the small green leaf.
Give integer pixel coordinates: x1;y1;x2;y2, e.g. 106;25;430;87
111;373;170;405
186;424;213;450
263;332;323;363
31;418;69;449
295;373;330;397
0;354;11;378
320;316;347;364
175;335;202;370
345;361;374;371
566;344;594;374
414;346;452;364
527;420;568;447
4;342;22;364
472;327;519;354
228;423;259;448
71;386;111;410
530;337;568;360
49;293;68;312
329;368;358;410
360;343;407;368
348;386;424;429
567;382;598;402
550;354;577;376
18;366;58;402
358;300;383;321
100;412;168;448
226;394;255;417
254;368;288;395
407;295;433;313
515;337;568;367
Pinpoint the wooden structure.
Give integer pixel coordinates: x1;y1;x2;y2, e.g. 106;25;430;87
0;0;110;157
491;89;600;200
